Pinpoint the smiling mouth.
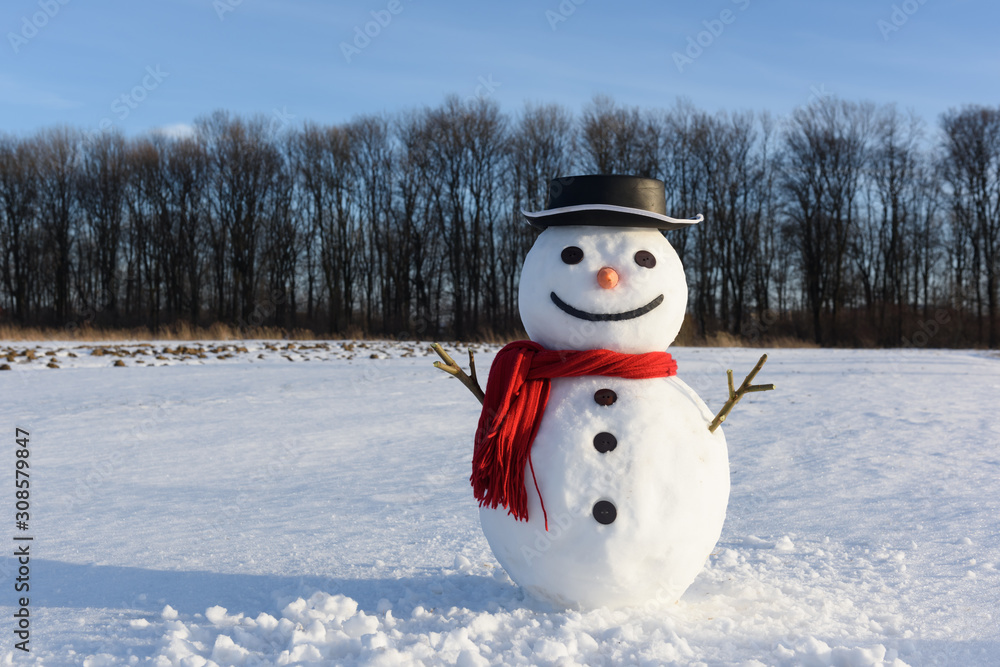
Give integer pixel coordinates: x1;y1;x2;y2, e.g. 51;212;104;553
550;292;664;322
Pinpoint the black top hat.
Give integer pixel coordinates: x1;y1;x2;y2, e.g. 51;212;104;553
522;174;703;231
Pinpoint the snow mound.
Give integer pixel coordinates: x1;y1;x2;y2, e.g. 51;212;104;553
110;537;925;666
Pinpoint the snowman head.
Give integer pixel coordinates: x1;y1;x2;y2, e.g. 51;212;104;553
519;226;687;352
518;175;702;353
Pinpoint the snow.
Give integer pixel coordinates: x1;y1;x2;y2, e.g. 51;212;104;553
2;341;999;665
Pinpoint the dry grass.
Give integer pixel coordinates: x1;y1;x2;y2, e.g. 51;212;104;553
469;326;526;346
670;318;819;348
0;321;818;347
0;322;522;344
696;331;820;349
0;322;308;342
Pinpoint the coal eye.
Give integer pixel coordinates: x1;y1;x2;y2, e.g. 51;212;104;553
634;250;656;268
561;246;584;265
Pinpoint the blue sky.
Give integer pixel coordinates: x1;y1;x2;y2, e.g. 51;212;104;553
2;0;998;137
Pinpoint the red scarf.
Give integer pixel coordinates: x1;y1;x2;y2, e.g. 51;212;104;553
472;340;677;530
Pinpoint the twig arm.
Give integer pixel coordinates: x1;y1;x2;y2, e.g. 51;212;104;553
430;343;485;404
708;353;776;432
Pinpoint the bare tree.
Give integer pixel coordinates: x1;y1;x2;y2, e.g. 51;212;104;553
689;110;771;334
395;109;449;336
31;127;80;323
940;105;1000;347
349;114;395;332
76;131;128;325
423;96;508;338
294;121;358;332
504;103;573;329
780;98;874;344
0;135;39;322
0;97;994;347
163;136;210;322
197;111;284;323
579;95;649;175
851;106;926;343
262;131;300;327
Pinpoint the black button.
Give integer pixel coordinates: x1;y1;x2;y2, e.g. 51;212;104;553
593;500;617;525
594;388;617;406
593;432;617;453
561;246;584;265
634;250;657;268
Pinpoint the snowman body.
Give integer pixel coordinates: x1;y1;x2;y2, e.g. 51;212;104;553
479;225;730;609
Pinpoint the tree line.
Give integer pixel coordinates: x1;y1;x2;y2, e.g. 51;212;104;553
0;95;998;347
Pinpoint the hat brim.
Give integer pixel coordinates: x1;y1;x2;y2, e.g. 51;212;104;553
522;204;703;231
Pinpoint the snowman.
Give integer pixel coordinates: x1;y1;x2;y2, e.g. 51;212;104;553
432;175;772;610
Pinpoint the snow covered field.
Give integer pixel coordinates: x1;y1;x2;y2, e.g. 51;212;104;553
2;341;998;665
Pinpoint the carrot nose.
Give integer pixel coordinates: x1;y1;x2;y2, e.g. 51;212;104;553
597;267;619;290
